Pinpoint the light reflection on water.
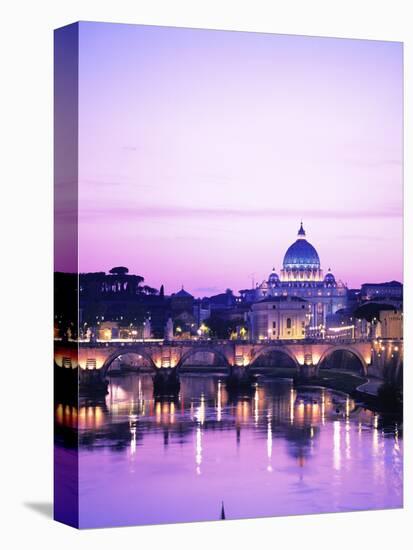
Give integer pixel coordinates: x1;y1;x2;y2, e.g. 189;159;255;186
55;373;403;528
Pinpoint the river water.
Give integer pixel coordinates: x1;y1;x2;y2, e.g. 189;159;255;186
55;373;403;528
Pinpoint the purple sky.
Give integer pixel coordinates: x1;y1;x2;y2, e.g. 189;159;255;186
77;22;403;296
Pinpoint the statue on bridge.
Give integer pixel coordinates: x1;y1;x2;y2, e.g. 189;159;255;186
164;317;174;341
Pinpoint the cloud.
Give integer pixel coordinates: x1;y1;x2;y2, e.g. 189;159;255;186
336;234;386;242
79;204;403;222
194;286;221;294
79;178;153;189
80;178;124;186
344;158;402;168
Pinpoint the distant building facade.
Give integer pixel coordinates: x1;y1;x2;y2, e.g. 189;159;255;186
325;302;403;341
375;309;403;339
360;281;403;304
249;296;309;340
170;287;194;313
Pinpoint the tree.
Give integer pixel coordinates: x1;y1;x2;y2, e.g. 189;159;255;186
109;266;129;275
377;381;403;415
204;317;238;339
141;285;159;296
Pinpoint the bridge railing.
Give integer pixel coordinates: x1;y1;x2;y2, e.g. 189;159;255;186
73;336;375;348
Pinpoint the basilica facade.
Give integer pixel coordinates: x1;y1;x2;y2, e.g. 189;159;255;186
244;223;347;337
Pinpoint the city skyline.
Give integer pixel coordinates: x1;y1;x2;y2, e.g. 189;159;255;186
75;219;402;298
71;22;402;295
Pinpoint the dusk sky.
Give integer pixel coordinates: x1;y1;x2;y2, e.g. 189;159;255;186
77;22;403;296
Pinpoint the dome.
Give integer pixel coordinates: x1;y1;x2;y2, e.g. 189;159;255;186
268;268;279;285
174;286;193;298
283;223;320;269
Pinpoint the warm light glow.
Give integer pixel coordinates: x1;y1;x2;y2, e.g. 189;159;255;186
345;396;350;418
321;390;326;425
333;420;341;471
155;401;161;423
130;424;137;455
289;388;295;424
217;381;222;422
254;387;259;425
328;325;355;332
195;424;202;475
296;400;305;423
195;394;205;425
266;411;273;472
295;353;305;366
372;414;379;455
345;419;351;460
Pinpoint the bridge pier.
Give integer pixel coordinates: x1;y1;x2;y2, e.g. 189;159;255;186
298;363;317;379
153;367;180;395
79;367;109;395
226;366;256;392
54;364;109;399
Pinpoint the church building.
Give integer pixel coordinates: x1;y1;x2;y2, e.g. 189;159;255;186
244;223;347;336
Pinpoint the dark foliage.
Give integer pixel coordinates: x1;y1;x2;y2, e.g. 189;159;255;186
109;266;129;275
376;382;403;415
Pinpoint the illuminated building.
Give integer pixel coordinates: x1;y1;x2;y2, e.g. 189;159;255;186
97;321;120;340
374;309;403;339
360;281;403;303
352;302;403;339
249;296;309;340
248;223;347;331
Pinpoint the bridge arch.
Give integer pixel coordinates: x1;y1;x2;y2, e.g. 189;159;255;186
249;346;300;369
101;348;158;376
316;346;368;376
176;347;231;370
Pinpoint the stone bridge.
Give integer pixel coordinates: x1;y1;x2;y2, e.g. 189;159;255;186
54;338;403;381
